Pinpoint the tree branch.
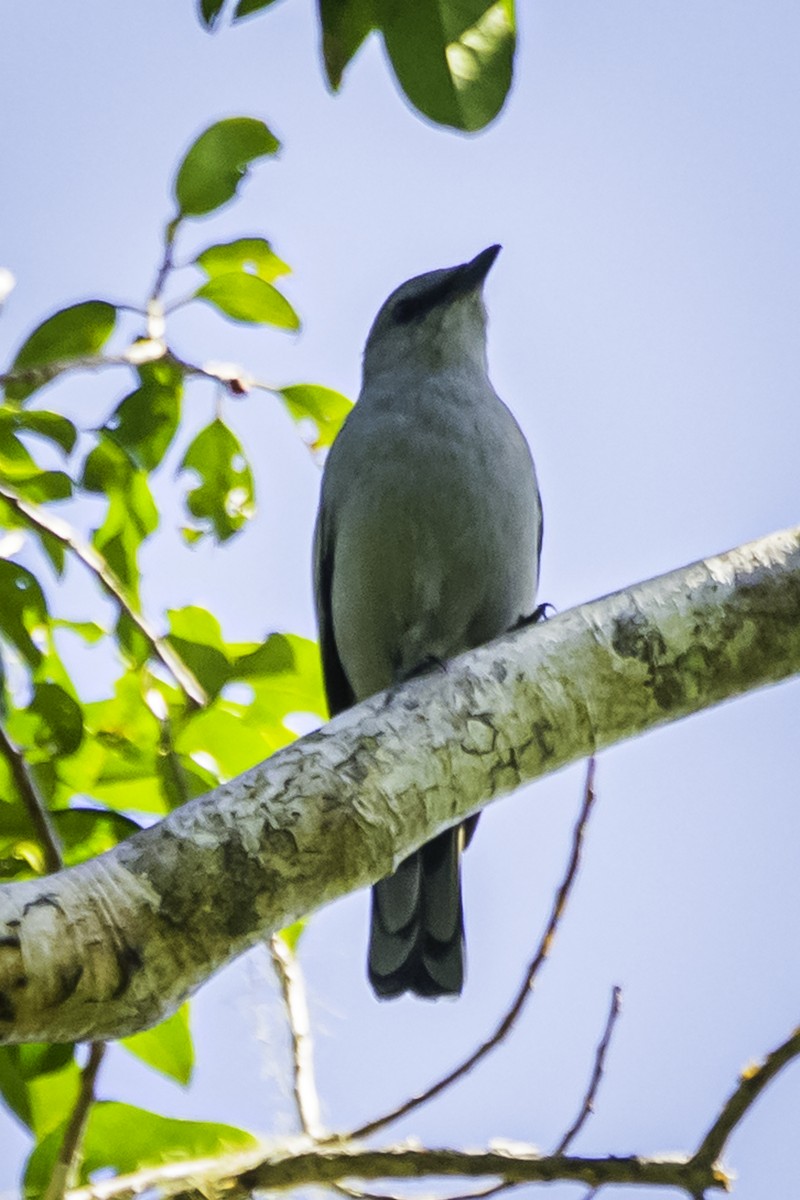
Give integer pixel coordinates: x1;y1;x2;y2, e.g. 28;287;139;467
1;525;798;1044
268;934;325;1138
691;1023;800;1168
64;1140;731;1200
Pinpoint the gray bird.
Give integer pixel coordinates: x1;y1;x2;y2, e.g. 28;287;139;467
313;245;542;999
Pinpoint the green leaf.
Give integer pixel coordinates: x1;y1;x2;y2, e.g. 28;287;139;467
378;0;515;132
82;440;158;594
25;1102;258;1198
0;408;77;454
176;702;286;777
0;1044;76;1135
198;0;227;27
195;273;299;329
120;1004;194;1085
5;302;117;403
319;0;376;89
53;808;140;865
277;917;308;954
104;360;183;472
0;560;49;667
180;418;254;542
279;384;352;450
233;0;282;19
166;606;231;698
174;118;280;218
27;682;84;756
195;237;290;284
52;618;105;644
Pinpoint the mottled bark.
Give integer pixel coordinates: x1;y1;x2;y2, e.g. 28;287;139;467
1;525;798;1044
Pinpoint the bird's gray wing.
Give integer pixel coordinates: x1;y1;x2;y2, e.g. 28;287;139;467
313;506;355;718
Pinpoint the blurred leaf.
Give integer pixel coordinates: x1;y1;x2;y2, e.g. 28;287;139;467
120;1004;194;1085
25;1102;258;1198
319;0;375;89
52;618;105;644
378;0;515;131
55;673;167;815
198;0;226;27
196;273;299;329
180;418;254;543
234;633;327;719
166;606;231;698
277;917;308;954
176;702;285;778
82;440;157;594
234;0;282;19
54;808;140;865
195;237;290;283
5;301;116;403
0;408;77;455
104;360;183;472
0;1044;76;1134
174;118;280;218
0;560;49;667
26;682;83;757
280;384;352;450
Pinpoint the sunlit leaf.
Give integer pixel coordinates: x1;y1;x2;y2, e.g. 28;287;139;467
195;237;290;284
277;917;308;954
120;1004;194;1085
196;273;299;329
166;606;231;698
180;418;254;543
104;360;183;472
174;118;280;217
5;302;117;403
378;0;515;131
279;384;352;450
0;1044;76;1135
25;1102;258;1198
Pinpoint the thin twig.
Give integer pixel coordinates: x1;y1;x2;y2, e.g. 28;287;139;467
0;484;207;707
45;1042;107;1200
336;1182;516;1200
269;934;325;1139
343;758;598;1142
692;1022;800;1168
553;985;622;1154
0;721;62;873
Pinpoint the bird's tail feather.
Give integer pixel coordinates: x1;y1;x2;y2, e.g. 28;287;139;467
368;828;465;999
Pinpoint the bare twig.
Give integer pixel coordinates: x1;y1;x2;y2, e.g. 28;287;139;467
553;985;622;1155
344;758;598;1142
268;933;325;1139
45;1042;107;1200
0;721;62;874
692;1023;800;1169
65;1140;730;1200
0;484;207;707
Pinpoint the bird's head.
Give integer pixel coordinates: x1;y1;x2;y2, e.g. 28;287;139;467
362;245;501;380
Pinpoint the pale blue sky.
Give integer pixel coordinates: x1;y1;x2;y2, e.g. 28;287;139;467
1;2;799;1196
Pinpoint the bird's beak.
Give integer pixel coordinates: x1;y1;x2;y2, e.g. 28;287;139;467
458;244;502;291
